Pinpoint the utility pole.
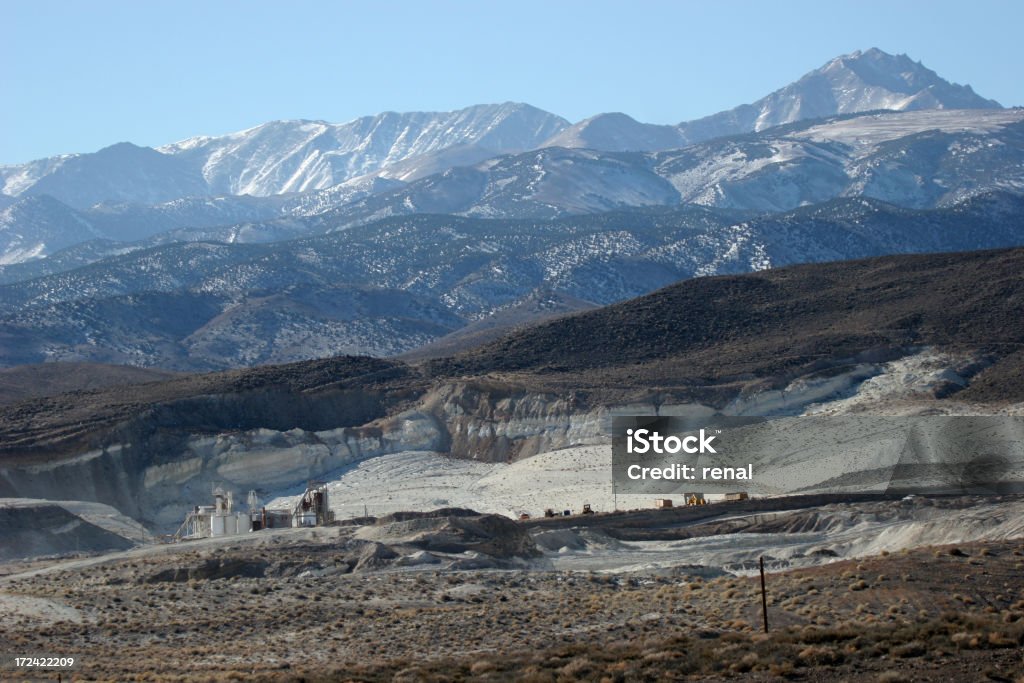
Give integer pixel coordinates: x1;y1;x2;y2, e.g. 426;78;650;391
759;556;769;633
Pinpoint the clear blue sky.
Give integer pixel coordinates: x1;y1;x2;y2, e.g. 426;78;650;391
2;0;1021;163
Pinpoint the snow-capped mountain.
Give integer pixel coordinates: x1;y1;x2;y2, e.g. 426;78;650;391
157;102;570;196
0;103;567;210
306;109;1024;223
1;49;1004;211
0;142;209;210
0;48;1016;271
545;48;1003;152
678;48;1001;144
2;107;1021;271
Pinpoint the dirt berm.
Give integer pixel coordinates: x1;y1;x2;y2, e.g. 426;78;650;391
355;508;541;559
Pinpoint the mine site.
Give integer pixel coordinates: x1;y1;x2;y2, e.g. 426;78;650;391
5;7;1024;680
2;317;1024;680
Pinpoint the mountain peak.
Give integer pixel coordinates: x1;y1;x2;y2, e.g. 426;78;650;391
538;48;1003;155
809;47;1000;111
94;141;171;160
845;46;906;61
542;112;686;152
671;47;1002;146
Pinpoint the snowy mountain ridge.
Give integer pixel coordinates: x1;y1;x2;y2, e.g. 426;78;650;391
156;102;569;197
303;108;1024;224
0;48;1017;268
2;108;1022;269
0;103;568;209
2;49;1003;210
545;47;1003;152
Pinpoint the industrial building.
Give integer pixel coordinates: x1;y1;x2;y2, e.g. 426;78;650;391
175;482;333;541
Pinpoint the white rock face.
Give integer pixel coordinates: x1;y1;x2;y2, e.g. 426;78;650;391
724;364;885;416
803;350;980;415
6;349;1022;532
138;411;447;526
541;499;1024;575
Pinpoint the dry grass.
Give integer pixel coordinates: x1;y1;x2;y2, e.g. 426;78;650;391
0;538;1021;681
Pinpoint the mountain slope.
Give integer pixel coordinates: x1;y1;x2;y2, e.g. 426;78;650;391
2;247;1023;468
0;194;1022;370
308;109;1024;222
0;208;741;367
656;109;1024;210
0;283;464;370
0;362;177;405
0;195;102;264
543;112;688;152
2;143;209;209
399;290;599;360
157;102;569;196
0;175;413;268
429;247;1024;403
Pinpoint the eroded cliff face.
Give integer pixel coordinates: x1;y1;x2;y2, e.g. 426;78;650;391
0;411;443;528
0;381;607;527
423;383;605;462
0;363;895;530
0;383;402;525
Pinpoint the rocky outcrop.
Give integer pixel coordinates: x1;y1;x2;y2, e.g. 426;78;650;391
422;383;604;462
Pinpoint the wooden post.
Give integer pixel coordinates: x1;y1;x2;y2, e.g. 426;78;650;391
759;555;769;633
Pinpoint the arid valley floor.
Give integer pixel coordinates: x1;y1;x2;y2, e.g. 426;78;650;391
1;497;1023;682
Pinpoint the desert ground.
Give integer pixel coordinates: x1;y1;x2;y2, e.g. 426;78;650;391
1;495;1022;682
